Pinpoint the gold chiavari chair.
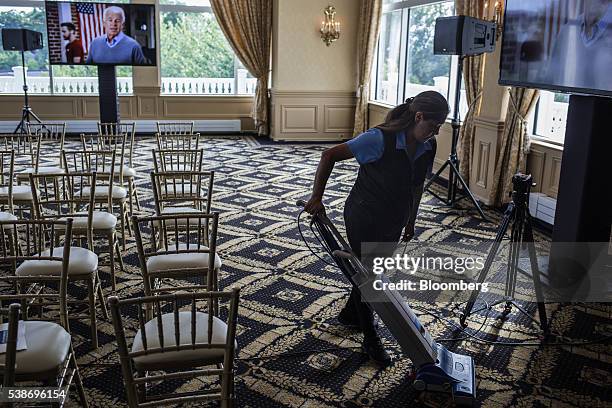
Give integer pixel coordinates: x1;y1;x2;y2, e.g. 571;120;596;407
156;121;200;151
30;171;124;293
62;149;130;250
152;148;204;173
97;122;141;211
132;213;221;297
26;122;67;169
0;150;16;222
0;219;89;406
109;288;239;407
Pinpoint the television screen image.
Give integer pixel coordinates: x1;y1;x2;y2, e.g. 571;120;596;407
499;0;612;97
45;1;156;66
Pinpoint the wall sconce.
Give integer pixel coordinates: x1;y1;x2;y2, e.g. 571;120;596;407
320;5;340;46
484;0;504;40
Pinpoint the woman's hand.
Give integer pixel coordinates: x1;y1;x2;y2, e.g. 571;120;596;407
401;222;415;242
304;195;325;215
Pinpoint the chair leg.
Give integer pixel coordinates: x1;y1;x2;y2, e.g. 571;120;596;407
71;347;89;408
119;203;127;251
108;231;116;293
127;179;135;216
115;239;125;271
132;178;141;211
96;272;109;320
87;278;99;349
125;202;133;236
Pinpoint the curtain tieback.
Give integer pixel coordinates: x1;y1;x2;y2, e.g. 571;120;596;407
507;88;530;153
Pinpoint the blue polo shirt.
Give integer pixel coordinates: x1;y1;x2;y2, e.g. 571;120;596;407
346;127;433;165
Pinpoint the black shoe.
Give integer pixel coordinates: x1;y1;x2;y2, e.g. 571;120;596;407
337;309;361;330
362;336;391;365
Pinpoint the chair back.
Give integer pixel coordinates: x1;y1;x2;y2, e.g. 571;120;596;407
97;122;136;167
108;288;239;407
62;150;117;203
132;212;219;295
81;133;126;185
156;132;200;151
0;150;15;212
0;303;21;387
26;123;66;168
29;172;97;246
156;121;194;136
152;149;204;172
0;133;40;170
150;171;213;215
0;219;74;330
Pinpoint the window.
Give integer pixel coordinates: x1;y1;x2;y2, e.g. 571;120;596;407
0;3;50;94
371;0;467;119
0;0;132;95
160;0;255;95
531;91;569;144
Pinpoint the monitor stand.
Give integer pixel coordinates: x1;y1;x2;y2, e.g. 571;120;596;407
550;95;612;289
97;65;120;123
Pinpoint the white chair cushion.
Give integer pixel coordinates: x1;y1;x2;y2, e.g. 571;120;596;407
17;166;64;175
114;165;136;177
0;212;17;221
131;311;234;369
58;211;117;230
0;320;71;374
0;186;33;201
80;185;127;199
147;243;222;273
16;246;98;276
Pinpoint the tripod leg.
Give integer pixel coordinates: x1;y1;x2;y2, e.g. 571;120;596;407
448;160;487;220
14;108;29;134
424;159;450;193
28;109;44;124
460;204;514;327
523;215;549;334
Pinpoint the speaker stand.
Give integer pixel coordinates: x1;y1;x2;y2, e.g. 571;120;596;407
14;49;43;134
424;56;487;220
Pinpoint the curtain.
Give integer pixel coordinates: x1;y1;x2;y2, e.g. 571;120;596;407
352;0;383;136
454;0;486;183
210;0;273;136
489;87;539;206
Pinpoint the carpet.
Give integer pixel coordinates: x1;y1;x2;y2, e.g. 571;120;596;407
29;136;612;407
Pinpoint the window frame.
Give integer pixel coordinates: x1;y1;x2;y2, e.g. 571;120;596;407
370;0;461;119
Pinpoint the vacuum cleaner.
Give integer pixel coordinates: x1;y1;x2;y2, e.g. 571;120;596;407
297;201;477;406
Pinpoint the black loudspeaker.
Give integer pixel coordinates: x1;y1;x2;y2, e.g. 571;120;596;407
434;16;496;56
1;28;43;52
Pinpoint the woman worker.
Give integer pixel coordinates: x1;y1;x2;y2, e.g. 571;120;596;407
305;91;450;364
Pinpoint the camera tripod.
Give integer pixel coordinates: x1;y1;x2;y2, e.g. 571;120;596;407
460;173;549;334
424;56;486;220
14;49;43;134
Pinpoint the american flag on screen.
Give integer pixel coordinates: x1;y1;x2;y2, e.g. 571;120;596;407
76;2;106;54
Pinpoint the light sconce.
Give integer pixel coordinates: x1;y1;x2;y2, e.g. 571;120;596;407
320;5;340;46
484;0;504;40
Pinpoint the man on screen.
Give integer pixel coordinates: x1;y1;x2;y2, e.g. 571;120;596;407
544;0;612;91
86;6;147;65
60;22;84;64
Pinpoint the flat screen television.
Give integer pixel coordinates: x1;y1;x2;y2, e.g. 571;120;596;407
45;1;156;66
499;0;612;97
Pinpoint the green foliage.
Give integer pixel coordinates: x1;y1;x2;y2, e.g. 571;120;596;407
160;12;234;78
406;3;453;86
0;7;48;72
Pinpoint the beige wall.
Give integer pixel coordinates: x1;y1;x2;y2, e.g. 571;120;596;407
270;0;359;141
272;0;359;91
